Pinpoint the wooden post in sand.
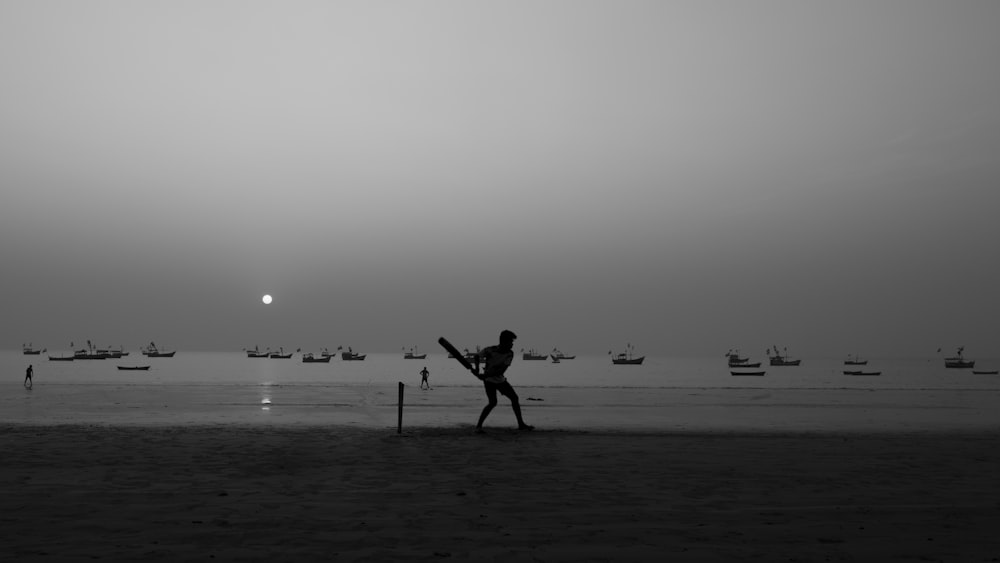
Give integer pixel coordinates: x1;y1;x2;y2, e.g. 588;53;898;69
397;381;404;434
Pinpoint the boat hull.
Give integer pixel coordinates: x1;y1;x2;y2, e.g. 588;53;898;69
302;356;332;363
117;366;151;371
730;371;765;376
612;357;645;365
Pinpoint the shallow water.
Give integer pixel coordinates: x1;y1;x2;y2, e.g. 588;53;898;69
6;351;1000;430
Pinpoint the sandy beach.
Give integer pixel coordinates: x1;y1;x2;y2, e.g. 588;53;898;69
2;424;998;562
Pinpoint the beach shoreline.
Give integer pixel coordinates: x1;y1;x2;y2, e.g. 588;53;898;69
6;383;1000;432
2;424;998;561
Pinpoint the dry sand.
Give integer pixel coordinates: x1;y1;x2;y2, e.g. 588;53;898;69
2;424;998;562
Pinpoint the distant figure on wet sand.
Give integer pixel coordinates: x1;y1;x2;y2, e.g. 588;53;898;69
24;364;33;388
476;330;534;433
419;366;430;390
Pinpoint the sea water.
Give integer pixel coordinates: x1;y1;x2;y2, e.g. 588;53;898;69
4;350;1000;429
7;350;1000;389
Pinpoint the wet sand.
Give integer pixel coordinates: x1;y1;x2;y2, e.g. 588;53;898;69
2;424;998;561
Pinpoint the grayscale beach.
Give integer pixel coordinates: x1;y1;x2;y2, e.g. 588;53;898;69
4;352;1000;561
5;1;1000;560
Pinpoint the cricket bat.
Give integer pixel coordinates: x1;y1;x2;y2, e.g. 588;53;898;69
438;337;482;379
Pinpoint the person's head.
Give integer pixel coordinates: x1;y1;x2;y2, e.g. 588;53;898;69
499;329;517;350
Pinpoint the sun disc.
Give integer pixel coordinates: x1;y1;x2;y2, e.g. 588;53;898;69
262;294;272;304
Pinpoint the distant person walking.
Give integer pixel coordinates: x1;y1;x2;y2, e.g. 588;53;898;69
419;366;431;390
476;329;533;433
24;364;33;388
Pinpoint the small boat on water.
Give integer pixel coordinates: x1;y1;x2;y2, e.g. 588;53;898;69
22;343;44;355
943;346;975;369
726;349;761;368
269;347;293;359
551;356;561;364
843;370;881;376
610;344;644;365
142;342;176;357
521;348;548;361
972;370;998;375
339;347;366;361
246;346;269;358
145;350;176;357
844;354;868;366
48;355;74;361
302;353;332;363
731;370;766;376
403;347;427;360
74;342;110;360
767;346;801;366
117;365;151;371
551;348;576;360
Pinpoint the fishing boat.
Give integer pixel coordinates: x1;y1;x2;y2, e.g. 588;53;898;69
320;348;337;358
142;342;176;357
972;370;998;375
944;346;975;369
730;370;766;376
302;353;332;363
339;347;366;361
767;346;801;366
610;344;644;365
726;349;761;368
521;348;548;361
96;348;124;359
74;350;107;360
22;343;43;355
843;370;881;376
403;347;427;360
48;355;74;361
844;354;868;366
246;346;269;358
269;347;293;359
74;342;110;360
551;348;576;360
117;365;151;371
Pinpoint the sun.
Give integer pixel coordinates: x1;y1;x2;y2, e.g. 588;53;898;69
262;294;272;305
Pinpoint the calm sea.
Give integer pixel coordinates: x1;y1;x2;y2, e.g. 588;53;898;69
6;350;999;390
5;350;1000;429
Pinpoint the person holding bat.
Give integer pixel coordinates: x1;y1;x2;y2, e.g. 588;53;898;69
475;329;533;433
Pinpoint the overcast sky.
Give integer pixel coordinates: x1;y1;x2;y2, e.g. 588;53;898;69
3;1;999;357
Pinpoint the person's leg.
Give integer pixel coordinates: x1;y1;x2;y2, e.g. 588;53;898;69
499;382;533;430
476;383;498;430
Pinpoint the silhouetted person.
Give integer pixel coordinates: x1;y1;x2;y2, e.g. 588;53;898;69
419;366;430;390
476;330;533;433
24;364;33;388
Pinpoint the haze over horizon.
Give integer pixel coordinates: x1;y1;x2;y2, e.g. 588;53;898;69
3;1;999;359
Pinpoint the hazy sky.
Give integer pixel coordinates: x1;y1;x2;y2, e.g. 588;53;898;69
3;1;999;357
